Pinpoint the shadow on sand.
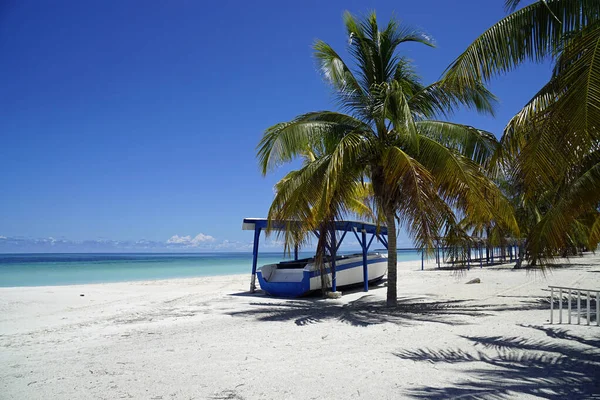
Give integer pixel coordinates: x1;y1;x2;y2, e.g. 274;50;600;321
394;324;600;399
226;294;550;327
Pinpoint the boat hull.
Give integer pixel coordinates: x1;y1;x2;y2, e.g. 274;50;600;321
257;254;387;297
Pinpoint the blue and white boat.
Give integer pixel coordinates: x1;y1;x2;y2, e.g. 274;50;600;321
256;252;388;297
243;218;390;297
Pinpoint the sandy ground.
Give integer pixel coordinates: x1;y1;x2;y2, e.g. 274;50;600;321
1;255;599;400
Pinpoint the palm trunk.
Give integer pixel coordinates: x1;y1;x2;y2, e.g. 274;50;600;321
315;222;332;296
385;209;397;307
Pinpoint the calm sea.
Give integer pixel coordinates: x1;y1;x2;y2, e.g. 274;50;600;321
0;251;421;287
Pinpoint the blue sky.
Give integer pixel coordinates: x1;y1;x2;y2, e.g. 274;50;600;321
0;0;551;252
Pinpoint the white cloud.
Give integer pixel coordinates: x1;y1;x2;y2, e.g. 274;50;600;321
166;233;215;247
0;233;264;253
261;239;286;249
212;240;253;251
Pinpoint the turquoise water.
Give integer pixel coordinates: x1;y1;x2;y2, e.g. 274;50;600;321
0;251;421;287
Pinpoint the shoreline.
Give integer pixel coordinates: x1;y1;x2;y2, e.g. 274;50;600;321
0;252;593;289
0;252;426;289
0;253;593;291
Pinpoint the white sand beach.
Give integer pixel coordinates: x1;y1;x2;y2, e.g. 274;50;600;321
1;256;599;399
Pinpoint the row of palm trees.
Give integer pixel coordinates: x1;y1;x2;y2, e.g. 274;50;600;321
257;0;600;306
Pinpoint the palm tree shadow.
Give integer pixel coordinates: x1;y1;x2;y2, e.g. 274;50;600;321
394;325;600;399
227;295;492;327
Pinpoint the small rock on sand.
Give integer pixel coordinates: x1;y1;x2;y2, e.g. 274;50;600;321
466;278;481;284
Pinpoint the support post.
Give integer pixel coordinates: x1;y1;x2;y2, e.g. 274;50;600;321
467;245;471;270
294;243;298;261
421;250;424;271
596;292;599;327
376;234;388;249
331;229;337;292
335;229;349;253
578;291;581;324
568;290;572;324
250;227;261;293
441;246;445;266
587;291;591;325
362;229;368;292
479;244;483;268
366;234;376;251
550;287;554;324
559;289;563;324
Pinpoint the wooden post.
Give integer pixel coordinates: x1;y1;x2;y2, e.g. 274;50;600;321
568;290;572;324
596;292;599;327
550;287;554;324
587;291;591;325
250;227;261;293
559;289;563;324
577;291;581;325
467;245;471;270
331;229;337;292
362;229;368;292
479;244;483;268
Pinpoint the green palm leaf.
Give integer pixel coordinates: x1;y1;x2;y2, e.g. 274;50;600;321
416;121;499;168
444;0;598;87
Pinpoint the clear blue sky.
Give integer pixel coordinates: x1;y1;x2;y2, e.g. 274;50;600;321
0;0;551;252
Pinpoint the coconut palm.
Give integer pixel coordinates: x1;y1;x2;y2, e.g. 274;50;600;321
444;0;600;261
257;12;517;306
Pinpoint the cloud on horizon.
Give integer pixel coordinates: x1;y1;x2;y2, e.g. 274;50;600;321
0;233;252;253
166;233;215;247
0;230;396;254
0;233;258;253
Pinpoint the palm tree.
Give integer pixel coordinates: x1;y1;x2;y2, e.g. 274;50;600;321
257;11;517;306
443;0;600;262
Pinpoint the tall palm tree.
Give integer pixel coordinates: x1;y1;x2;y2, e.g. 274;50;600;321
258;12;517;306
444;0;600;261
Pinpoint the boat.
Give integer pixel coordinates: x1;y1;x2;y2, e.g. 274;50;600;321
257;252;388;297
242;218;390;297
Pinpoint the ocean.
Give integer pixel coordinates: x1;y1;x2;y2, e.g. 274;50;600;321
0;251;422;287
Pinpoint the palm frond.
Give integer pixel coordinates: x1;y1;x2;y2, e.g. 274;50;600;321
410;80;497;118
381;146;447;251
549;23;600;144
372;81;419;150
527;160;600;258
314;40;368;114
343;11;434;89
417;136;519;235
257;111;370;174
444;0;599;86
501;25;600;196
415;121;499;168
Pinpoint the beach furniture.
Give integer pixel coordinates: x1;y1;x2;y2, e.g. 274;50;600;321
549;285;600;326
